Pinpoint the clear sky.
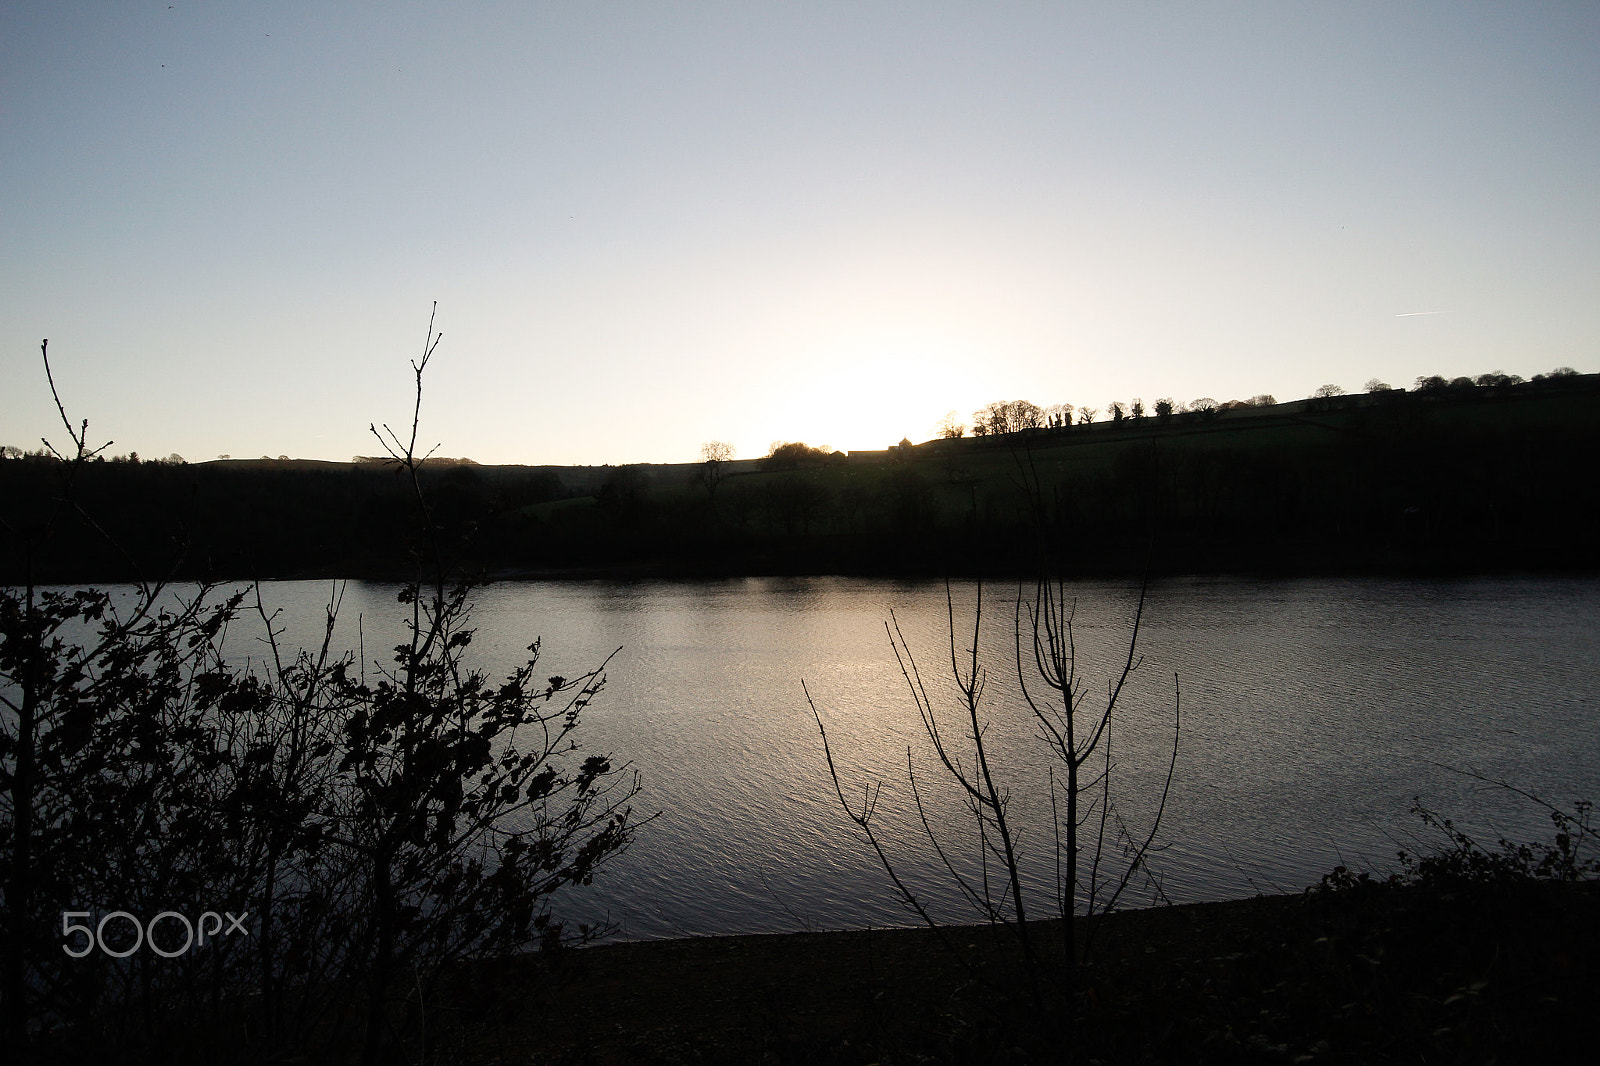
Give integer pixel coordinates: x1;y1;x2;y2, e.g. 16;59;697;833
3;2;1596;465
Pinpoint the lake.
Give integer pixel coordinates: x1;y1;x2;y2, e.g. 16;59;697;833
240;574;1599;940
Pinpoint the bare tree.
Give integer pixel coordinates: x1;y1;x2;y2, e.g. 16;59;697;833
1008;400;1045;431
973;401;1045;436
699;440;734;500
808;445;1180;1005
810;580;1179;1005
973;403;1004;437
936;412;966;439
1312;383;1346;398
1014;573;1179;982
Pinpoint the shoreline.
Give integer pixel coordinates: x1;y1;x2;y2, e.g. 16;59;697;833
16;555;1600;587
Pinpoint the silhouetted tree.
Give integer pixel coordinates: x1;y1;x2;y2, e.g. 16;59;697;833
699;441;734;500
973;401;1044;436
1045;403;1075;429
1007;400;1045;431
761;441;838;471
809;482;1179;1011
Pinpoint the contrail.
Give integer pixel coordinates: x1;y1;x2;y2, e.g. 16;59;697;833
1395;311;1446;317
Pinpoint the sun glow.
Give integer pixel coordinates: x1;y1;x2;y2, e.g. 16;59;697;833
752;329;997;455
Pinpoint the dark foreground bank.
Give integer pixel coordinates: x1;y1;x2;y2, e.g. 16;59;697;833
31;878;1595;1063
408;880;1595;1065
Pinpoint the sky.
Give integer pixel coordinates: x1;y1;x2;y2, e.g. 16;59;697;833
3;2;1596;466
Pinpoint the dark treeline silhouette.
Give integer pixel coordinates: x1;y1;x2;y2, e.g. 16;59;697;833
952;365;1584;437
3;371;1597;583
759;441;848;471
0;458;566;583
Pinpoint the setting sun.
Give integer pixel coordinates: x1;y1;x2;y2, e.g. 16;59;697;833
751;327;1000;454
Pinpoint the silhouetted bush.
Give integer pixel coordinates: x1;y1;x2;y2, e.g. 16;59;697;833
760;441;842;471
1;331;643;1064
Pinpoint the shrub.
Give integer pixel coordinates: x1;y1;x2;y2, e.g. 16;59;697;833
760;441;839;471
2;324;644;1063
1399;797;1596;889
1317;775;1597;898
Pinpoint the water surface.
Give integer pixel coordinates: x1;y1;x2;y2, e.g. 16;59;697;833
243;574;1600;939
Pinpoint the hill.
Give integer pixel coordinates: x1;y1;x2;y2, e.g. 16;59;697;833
3;376;1597;582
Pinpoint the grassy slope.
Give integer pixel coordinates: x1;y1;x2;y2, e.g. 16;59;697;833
688;386;1599;516
503;380;1600;579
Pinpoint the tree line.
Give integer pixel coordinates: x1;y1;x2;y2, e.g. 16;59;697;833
3;367;1595;585
561;369;1600;577
930;366;1585;440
